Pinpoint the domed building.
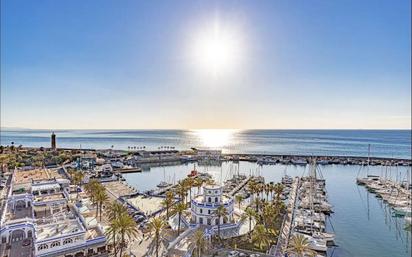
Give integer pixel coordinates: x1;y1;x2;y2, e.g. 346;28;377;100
190;184;234;226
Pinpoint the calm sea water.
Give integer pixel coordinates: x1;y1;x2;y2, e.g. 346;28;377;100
123;161;412;257
1;129;411;159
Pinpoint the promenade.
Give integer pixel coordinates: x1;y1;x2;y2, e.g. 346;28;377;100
269;177;300;256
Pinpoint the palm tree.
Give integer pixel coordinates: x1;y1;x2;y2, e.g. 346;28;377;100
273;183;284;202
265;184;271;201
95;186;109;221
258;183;265;199
235;195;243;210
117;213;139;257
148;217;166;257
193;177;203;195
254;197;263;213
248;181;257;199
214;205;228;239
107;202;127;221
192;229;207;257
161;191;174;219
286;234;317;257
85;179;99;197
70;171;84;200
261;203;279;231
242;207;256;237
251;224;271;251
106;202;127;256
85;180;100;216
174;202;187;235
105;219;120;256
175;181;188;203
185;177;195;202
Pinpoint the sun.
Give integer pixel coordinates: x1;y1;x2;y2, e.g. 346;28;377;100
191;20;241;75
194;129;235;148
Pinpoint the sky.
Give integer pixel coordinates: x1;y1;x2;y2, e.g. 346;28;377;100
1;0;411;129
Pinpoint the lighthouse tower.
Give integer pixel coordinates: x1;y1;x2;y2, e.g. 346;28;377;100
51;132;56;150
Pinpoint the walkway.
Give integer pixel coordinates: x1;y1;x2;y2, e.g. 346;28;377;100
269;177;300;256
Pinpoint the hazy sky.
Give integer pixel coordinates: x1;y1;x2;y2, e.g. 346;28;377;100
1;0;411;129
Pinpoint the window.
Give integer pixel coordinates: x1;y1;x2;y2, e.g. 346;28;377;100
207;218;211;225
215;197;218;202
215;219;219;225
38;244;48;251
63;238;73;245
200;209;203;214
50;241;61;248
208;197;211;203
208;210;211;214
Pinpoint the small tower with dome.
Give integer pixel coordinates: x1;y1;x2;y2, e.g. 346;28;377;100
190;184;234;226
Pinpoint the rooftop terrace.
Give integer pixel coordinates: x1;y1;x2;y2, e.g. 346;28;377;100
36;218;84;241
13;169;64;185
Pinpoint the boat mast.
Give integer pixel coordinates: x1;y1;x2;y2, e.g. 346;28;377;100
367;144;370;176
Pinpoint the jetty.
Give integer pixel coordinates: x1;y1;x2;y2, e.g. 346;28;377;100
113;167;142;173
270;177;300;256
152;183;178;196
228;176;251;196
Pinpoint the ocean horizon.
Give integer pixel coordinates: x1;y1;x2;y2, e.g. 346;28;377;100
2;129;411;159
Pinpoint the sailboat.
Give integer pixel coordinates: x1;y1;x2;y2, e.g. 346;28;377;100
157;167;172;188
356;144;381;185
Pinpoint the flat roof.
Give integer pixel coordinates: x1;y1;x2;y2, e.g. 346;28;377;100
36;218;84;241
13;169;63;185
34;193;66;203
32;183;61;191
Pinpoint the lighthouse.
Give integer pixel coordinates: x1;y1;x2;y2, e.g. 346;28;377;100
51;132;56;150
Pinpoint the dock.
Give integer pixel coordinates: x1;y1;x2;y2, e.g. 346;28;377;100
270;177;300;256
152;183;178;196
113;167;142;173
228;176;252;196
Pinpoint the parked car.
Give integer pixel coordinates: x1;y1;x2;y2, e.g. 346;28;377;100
228;251;239;257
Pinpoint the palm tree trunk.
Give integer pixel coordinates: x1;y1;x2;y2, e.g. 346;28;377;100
178;213;181;235
119;233;124;257
113;232;117;257
249;218;252;240
99;203;102;221
156;233;159;257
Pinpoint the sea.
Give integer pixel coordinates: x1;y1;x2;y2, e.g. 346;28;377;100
1;129;411;159
1;129;411;257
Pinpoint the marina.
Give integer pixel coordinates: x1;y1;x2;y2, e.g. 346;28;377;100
2;0;411;255
123;160;411;257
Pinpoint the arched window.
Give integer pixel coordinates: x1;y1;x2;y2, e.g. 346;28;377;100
215;197;218;202
63;238;73;245
38;244;48;251
50;241;61;248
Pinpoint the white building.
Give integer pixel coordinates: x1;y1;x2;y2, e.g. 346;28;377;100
0;169;108;257
190;184;234;226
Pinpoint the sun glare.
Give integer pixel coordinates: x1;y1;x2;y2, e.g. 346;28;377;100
191;20;242;75
194;129;235;148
